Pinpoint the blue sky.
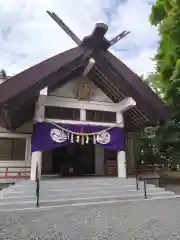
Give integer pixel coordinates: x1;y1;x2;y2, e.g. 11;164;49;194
0;0;158;77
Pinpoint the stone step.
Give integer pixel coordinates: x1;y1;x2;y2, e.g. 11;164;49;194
0;187;169;200
8;181;157;189
14;177;159;183
7;182;158;190
0;178;176;212
11;183;140;190
3;187;166;196
11;179;139;187
0;191;176;211
1;184;161;197
16;178;137;183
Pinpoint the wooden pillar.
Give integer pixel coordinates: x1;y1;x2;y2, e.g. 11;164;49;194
126;133;136;175
116;112;127;178
30;88;46;181
30;151;42;181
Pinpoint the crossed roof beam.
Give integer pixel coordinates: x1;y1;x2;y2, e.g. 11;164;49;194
47;11;130;47
46;11;135;112
47;10;130;78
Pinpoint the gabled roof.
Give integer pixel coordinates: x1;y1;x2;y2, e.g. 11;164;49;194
0;23;170;130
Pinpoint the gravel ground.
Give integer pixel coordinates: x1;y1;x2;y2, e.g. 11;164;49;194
1;197;180;239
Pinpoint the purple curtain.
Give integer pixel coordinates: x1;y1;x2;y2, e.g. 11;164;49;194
32;122;125;152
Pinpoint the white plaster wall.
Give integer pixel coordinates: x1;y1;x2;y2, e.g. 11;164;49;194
49;76;113;103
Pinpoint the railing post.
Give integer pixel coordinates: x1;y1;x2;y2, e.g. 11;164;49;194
135;172;139;190
143;179;147;199
36;163;40;208
5;167;8;177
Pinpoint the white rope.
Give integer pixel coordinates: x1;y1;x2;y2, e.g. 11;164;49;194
44;119;114;136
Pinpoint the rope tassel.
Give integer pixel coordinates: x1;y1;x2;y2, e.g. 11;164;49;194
76;135;80;143
85;136;89;144
70;134;74;143
93;135;96;144
81;135;85;145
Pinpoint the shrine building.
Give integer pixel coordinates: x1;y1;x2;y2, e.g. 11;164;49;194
0;15;170;180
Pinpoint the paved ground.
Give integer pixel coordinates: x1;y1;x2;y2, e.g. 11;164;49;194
0;178;180;239
1;197;180;239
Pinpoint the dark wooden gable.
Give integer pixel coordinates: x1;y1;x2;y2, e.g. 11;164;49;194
90;51;170;130
0;47;91;129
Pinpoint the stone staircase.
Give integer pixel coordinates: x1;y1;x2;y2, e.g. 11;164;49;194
0;178;178;211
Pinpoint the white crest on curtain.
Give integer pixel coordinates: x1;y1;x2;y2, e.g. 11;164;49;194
50;128;68;143
96;132;110;144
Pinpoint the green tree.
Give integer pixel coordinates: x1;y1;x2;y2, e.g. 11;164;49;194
148;0;180;165
133;126;160;165
133;74;163;166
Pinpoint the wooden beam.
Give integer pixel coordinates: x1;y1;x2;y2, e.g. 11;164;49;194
38;96;136;113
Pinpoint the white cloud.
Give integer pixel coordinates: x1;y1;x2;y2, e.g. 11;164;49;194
0;0;158;77
123;48;156;77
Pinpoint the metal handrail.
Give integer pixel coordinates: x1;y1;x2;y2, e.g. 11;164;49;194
135;173;147;199
135;172;139;190
136;171;160;199
143;180;147;199
35;163;40;207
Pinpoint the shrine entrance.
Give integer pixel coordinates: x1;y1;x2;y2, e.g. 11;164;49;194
42;142;95;177
33;122;125;179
